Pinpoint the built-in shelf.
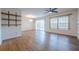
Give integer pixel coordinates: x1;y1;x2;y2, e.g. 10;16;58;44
1;11;21;26
2;18;21;21
1;12;21;17
1;24;21;26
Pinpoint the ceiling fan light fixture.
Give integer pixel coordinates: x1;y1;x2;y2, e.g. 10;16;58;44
48;11;52;14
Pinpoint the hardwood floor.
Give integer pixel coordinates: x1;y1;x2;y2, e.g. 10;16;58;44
0;30;79;51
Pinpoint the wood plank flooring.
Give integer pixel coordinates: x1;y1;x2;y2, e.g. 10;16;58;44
0;30;79;51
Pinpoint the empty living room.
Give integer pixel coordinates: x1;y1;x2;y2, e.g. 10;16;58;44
0;8;79;51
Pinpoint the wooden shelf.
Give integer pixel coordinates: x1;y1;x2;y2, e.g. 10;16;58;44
2;18;21;21
1;11;21;26
1;24;21;26
1;12;21;17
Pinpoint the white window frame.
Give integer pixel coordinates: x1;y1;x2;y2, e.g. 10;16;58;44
50;15;70;30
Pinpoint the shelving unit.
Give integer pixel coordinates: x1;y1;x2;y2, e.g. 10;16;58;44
1;11;21;26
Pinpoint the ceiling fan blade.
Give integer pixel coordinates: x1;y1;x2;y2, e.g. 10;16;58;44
52;8;58;11
44;8;58;14
52;11;58;13
49;8;52;11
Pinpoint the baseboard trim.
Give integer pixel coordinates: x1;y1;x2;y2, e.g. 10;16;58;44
22;30;35;32
2;35;21;41
0;40;2;45
47;32;77;38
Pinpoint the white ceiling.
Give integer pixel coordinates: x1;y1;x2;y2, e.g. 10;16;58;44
20;8;76;18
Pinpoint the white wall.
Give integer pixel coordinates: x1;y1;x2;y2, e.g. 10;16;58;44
21;14;34;31
44;10;77;36
0;8;2;45
2;26;21;40
1;8;21;40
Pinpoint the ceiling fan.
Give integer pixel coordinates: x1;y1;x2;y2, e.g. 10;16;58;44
45;8;58;13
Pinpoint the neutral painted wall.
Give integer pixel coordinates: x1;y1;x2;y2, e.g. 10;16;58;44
21;14;35;31
1;8;21;40
0;9;2;45
44;10;77;36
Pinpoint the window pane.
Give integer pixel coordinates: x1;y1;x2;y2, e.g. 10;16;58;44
58;23;68;29
50;17;57;29
50;16;69;30
51;23;57;29
58;16;68;23
58;16;69;30
51;18;57;23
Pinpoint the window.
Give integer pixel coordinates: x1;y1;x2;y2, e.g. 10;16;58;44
50;15;69;30
50;18;57;29
58;16;69;30
36;20;44;30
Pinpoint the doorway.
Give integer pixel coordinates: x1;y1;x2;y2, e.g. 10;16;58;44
35;20;44;31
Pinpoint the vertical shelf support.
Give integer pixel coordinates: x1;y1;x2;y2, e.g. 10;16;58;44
15;12;17;26
8;11;10;26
